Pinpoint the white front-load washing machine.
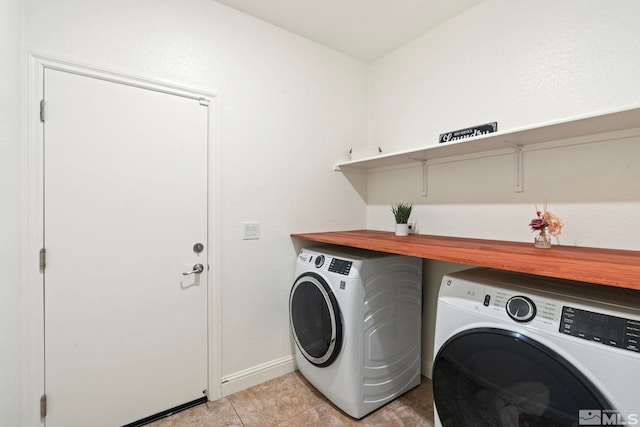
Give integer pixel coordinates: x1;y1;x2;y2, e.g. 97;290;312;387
289;246;422;419
432;267;640;427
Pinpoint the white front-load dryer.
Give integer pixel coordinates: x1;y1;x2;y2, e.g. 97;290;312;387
432;267;640;427
289;246;422;419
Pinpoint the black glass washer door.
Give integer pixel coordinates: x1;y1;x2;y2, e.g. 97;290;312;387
289;272;343;367
433;328;612;427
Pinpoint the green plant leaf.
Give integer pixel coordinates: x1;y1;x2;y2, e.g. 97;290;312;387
391;203;412;224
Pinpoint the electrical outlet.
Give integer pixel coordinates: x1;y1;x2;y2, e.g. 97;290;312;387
243;222;260;240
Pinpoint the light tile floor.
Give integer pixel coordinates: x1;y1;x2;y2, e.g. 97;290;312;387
148;371;435;427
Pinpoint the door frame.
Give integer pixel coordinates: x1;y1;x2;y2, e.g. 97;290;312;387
24;52;222;426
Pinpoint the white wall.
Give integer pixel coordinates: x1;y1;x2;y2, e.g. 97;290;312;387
367;0;640;250
8;0;640;423
12;0;367;421
0;0;24;424
366;0;640;375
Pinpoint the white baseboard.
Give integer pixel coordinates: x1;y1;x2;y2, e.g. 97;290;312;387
220;355;431;397
220;355;297;397
422;358;433;380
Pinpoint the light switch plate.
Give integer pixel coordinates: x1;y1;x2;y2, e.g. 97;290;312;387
243;222;260;240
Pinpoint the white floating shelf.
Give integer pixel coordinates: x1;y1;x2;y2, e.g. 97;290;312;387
335;106;640;171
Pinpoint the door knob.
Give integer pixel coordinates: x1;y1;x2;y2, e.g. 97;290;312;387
182;263;204;276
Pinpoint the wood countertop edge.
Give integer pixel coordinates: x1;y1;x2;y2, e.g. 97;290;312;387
291;230;640;291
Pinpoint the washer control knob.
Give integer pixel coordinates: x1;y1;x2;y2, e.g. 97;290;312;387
506;296;536;322
314;255;325;268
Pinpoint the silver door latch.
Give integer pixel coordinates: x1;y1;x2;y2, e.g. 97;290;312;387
183;264;204;276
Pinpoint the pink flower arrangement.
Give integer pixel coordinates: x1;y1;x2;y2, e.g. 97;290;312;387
529;199;564;236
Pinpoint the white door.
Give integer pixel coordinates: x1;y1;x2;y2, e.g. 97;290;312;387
43;68;209;427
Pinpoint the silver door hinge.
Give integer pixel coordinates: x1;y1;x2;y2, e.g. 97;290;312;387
39;248;46;271
198;98;209;107
40;394;47;418
40;99;45;122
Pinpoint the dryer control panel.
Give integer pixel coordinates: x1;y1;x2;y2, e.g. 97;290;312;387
560;306;640;353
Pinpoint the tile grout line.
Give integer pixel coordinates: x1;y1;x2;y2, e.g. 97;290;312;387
226;397;247;426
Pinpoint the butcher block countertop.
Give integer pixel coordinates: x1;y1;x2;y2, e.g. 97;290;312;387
291;230;640;291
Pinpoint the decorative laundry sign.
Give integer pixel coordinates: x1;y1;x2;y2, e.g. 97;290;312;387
439;122;498;144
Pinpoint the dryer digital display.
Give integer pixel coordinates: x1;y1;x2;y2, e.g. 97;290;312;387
560;306;640;353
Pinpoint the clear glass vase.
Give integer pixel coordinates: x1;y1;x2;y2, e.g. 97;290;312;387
534;229;551;248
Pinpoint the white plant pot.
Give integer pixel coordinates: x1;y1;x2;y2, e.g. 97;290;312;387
395;223;409;236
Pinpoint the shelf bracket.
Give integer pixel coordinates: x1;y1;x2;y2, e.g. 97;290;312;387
510;144;524;193
410;158;428;197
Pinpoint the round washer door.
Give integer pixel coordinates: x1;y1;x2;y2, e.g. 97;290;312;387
433;328;612;427
289;272;343;367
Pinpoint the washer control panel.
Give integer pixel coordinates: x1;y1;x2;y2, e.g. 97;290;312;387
560;306;640;353
328;257;352;276
489;289;558;327
441;268;640;356
299;251;354;276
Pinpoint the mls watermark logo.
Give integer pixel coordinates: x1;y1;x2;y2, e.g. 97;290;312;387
579;409;639;426
579;410;601;425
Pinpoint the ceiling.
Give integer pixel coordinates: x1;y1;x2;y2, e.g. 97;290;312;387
214;0;483;63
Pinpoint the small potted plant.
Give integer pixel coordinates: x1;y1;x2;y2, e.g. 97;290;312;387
391;203;413;236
